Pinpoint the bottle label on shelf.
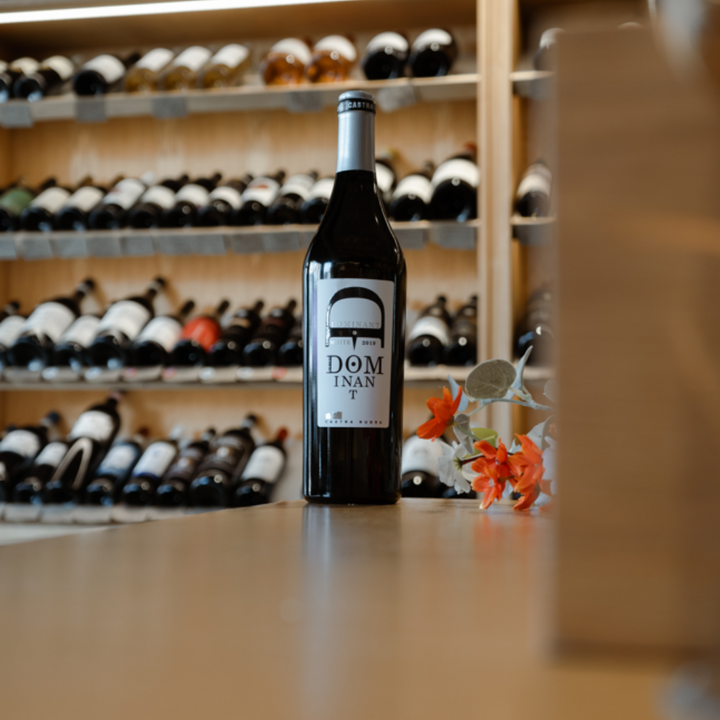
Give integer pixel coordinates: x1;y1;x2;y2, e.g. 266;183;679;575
11;57;40;75
401;434;445;475
21;301;76;343
431;159;480;190
0;187;34;216
365;32;409;55
279;174;315;201
133;441;176;477
208;186;242;209
102;178;146;209
97;443;139;474
516;164;552;199
307;177;334;201
140;185;176;210
392;174;432;204
179;317;221;350
374;163;395;196
35;441;68;469
96;300;151;342
30;186;71;213
210;44;250;69
241;445;285;483
174;184;210;209
0;315;26;348
136;48;175;72
412;29;453;50
315;277;395;429
59;314;101;347
313;35;357;62
65;185;105;213
82;54;126;83
0;430;41;458
43;55;74;81
69;410;115;442
135;316;182;352
408;315;450;345
269;39;312;65
172;46;212;71
241;178;280;207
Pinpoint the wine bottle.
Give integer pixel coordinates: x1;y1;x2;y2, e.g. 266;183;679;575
127;175;191;229
72;52;141;95
261;38;312;85
53;178;112;232
408;29;458;77
375;150;398;205
229;171;286;226
265;171;319;225
207;300;264;367
189;415;257;507
534;28;564;71
198;44;251;89
50;313;102;371
158;46;212;91
43;394;122;504
388;162;434;222
303;90;407;504
300;177;334;224
168;299;229;367
13;438;69;505
6;278;94;370
155;428;216;507
195;175;252;226
159;173;222;228
0;305;25;367
277;316;303;366
88;175;154;230
124;48;175;92
514;161;552;217
21;178;91;232
232;428;288;507
428;145;479;221
443;294;477;366
242;299;297;367
0;179;40;232
361;32;409;80
14;55;74;100
514;287;554;367
440;486;476;500
406;295;451;367
400;433;445;497
84;429;148;506
131;299;195;367
0;300;19;323
0;58;40;101
306;36;357;83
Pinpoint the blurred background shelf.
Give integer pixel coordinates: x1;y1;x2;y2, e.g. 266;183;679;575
512;216;554;246
510;69;554;99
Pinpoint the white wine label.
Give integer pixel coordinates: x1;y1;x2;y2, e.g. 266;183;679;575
315;278;395;429
69;410;115;442
0;315;26;349
279;173;315;201
313;35;357;62
401;434;445;475
408;315;450;345
307;177;334;201
431;158;480;190
270;39;312;65
516;163;552;198
97;443;138;473
209;44;250;69
34;441;68;469
171;46;212;72
133;441;176;477
135;315;182;352
82;54;126;84
365;32;409;55
375;163;395;195
412;29;454;50
136;48;174;72
21;301;76;343
392;173;432;204
208;186;242;209
96;300;151;342
58;314;100;347
242;177;280;207
30;186;71;213
43;55;74;81
0;430;41;458
65;185;104;213
241;445;285;483
140;184;176;210
174;183;210;208
11;57;40;75
103;178;146;210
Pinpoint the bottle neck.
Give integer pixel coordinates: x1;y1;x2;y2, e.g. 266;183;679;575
336;109;375;174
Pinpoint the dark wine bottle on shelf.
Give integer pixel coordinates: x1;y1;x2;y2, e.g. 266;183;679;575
168;299;229;367
195;175;252;226
375;150;398;205
0;58;40;101
514;161;552;217
0;178;45;232
159;173;222;228
232;428;288;507
230;171;286;226
406;295;451;367
261;38;312;85
158;46;212;91
534;28;564;71
72;52;141;95
13;437;69;505
53;178;112;232
207;300;264;367
428;145;479;221
241;299;297;367
14;55;74;100
0;300;19;323
300;177;334;224
51;313;102;371
388;162;434;222
408;29;458;77
441;486;477;500
88;175;153;230
265;171;319;225
124;48;175;92
361;32;409;80
21;177;91;232
306;36;357;83
43;394;122;504
198;44;251;89
155;428;216;507
189;415;257;507
303;91;406;504
400;433;445;497
0;305;26;367
277;317;303;367
6;278;94;371
514;287;554;367
443;294;478;366
131;299;195;367
84;429;148;506
127;175;190;229
85;277;166;369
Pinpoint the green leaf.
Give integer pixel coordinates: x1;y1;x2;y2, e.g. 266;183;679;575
471;427;498;448
465;359;517;400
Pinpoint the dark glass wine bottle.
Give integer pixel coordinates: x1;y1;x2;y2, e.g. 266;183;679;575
400;433;445;497
195;175;252;226
300;177;334;225
51;313;102;371
241;299;297;367
189;415;257;507
13;437;68;505
85;277;166;369
514;161;552;217
0;307;26;367
265;171;318;225
21;177;91;232
277;316;303;367
159;173;222;228
72;52;141;95
232;428;288;507
361;32;409;80
406;295;451;367
207;300;264;367
428;145;479;222
53;178;112;232
88;175;151;230
6;278;95;370
408;29;458;77
375;150;398;205
168;300;229;367
0;58;40;101
0;178;45;232
14;55;74;100
443;294;477;366
441;486;477;500
0;300;19;323
131;300;195;367
303;90;406;504
514;287;554;367
230;171;286;226
388;162;434;222
127;175;190;229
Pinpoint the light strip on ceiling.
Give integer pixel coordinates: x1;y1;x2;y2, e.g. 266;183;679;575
0;0;355;25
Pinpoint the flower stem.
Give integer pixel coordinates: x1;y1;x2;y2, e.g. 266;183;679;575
466;397;554;415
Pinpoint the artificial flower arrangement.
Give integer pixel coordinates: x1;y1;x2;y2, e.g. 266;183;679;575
417;348;556;511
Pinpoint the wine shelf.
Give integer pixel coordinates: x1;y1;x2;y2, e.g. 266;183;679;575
511;216;554;246
510;70;554;99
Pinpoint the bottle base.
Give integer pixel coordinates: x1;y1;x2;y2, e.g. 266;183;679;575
303;493;400;506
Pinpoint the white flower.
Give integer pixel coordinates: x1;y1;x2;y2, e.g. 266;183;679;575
437;440;473;494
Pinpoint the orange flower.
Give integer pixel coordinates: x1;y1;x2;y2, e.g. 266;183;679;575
507;435;544;511
417;386;462;440
471;440;515;509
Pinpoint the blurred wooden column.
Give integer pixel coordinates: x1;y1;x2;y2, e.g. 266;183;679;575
555;29;720;654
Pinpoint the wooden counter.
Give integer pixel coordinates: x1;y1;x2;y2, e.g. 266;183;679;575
0;500;668;719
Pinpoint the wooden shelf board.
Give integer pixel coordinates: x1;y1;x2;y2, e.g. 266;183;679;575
511;215;555;246
510;69;554;99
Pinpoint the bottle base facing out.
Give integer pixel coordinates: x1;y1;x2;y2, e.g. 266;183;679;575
303;492;400;505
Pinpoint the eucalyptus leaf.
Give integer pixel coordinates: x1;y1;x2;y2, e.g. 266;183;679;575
471;427;498;448
465;359;517;400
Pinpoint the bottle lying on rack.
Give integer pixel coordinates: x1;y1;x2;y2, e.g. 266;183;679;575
88;175;153;230
265;172;318;225
230;171;286;226
72;52;141;95
127;175;190;229
261;38;312;85
207;300;264;367
442;294;477;366
514;287;554;367
408;29;457;77
14;55;74;100
131;300;196;367
155;429;216;507
388;162;434;222
159;46;212;91
400;433;445;498
53;179;111;231
199;44;251;89
160;174;222;228
362;32;409;80
300;177;334;224
277;317;303;367
406;295;451;367
232;428;288;507
375;150;398;205
124;48;175;93
20;177;91;232
195;176;252;226
0;304;25;367
0;178;54;233
514;161;552;218
428;145;479;221
13;434;68;505
306;36;357;83
534;28;564;71
242;299;297;366
0;58;39;101
51;313;102;371
168;300;229;367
